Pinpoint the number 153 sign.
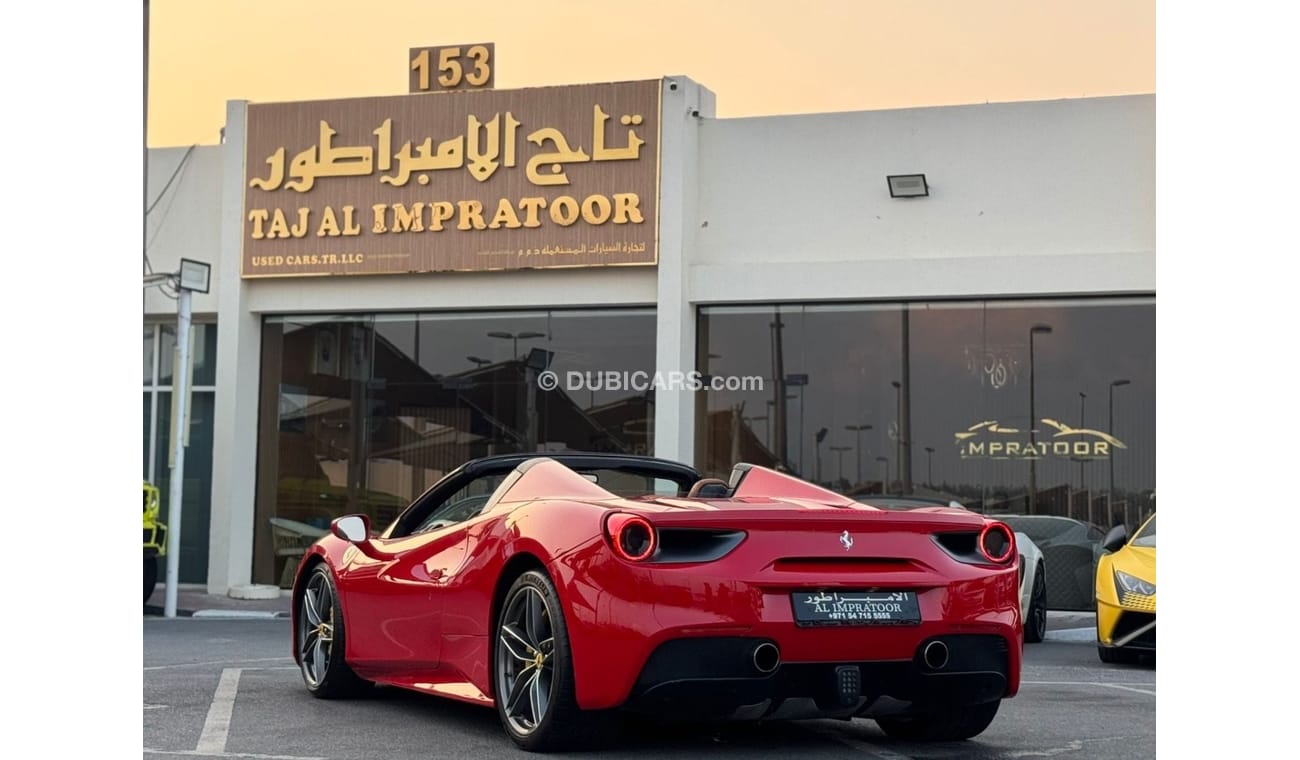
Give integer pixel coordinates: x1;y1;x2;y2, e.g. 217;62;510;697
410;43;494;93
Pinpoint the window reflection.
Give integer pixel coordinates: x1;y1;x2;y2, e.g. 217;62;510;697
254;309;656;586
698;298;1154;613
697;298;1155;527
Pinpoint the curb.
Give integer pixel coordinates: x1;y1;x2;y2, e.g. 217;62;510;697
191;610;290;619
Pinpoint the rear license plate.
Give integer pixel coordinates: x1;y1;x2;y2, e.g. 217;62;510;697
791;591;921;626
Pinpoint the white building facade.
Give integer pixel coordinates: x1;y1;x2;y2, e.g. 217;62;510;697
142;77;1154;596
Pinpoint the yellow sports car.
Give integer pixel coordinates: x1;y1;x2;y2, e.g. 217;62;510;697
1095;512;1155;663
144;481;168;604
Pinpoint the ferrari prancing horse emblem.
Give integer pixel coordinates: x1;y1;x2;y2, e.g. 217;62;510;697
840;530;854;551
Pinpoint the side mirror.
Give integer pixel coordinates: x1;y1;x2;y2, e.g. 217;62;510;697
329;514;396;560
331;514;370;543
1101;523;1129;553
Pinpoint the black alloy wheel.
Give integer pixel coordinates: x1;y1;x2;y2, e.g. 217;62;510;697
493;570;621;751
296;565;371;698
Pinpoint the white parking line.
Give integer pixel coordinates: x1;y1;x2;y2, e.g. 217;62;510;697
1095;682;1157;696
1022;680;1156;696
1005;740;1084;757
195;668;242;755
144;750;327;760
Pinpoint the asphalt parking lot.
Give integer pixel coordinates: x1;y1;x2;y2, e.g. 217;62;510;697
144;618;1154;759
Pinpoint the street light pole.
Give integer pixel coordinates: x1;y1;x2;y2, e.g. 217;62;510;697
770;317;788;469
487;331;545;448
160;259;210;619
830;445;851;487
1028;324;1053;514
845;424;871;486
890;381;901;488
487;330;545;359
815;427;828;486
876;456;890;495
1078;392;1087;491
163;287;191;619
1109;379;1131;517
144;0;150;278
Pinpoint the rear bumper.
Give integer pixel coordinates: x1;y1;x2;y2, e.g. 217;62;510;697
551;542;1022;711
624;634;1009;720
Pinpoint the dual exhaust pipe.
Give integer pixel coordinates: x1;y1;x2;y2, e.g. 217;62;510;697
752;642;781;674
750;639;948;674
922;640;950;670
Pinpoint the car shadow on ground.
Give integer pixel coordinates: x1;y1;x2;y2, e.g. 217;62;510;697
1105;654;1156;669
360;685;1005;756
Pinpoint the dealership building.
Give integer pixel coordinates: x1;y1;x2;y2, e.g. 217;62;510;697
142;72;1154;594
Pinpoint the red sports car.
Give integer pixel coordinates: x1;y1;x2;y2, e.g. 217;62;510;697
291;453;1022;752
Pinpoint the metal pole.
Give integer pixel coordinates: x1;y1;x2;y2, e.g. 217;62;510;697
163;287;192;618
900;311;912;492
798;385;805;476
526;367;538;451
1109;385;1115;508
144;0;149;274
856;429;863;485
892;382;901;489
1079;392;1087;490
770;317;787;468
1028;333;1036;514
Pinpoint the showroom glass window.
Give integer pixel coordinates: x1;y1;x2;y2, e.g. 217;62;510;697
143;321;219;583
696;298;1155;529
253;308;656;586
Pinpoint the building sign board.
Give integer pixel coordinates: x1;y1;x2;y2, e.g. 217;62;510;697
241;78;661;277
954;419;1127;460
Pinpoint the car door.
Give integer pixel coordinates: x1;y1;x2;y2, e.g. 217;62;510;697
340;475;502;675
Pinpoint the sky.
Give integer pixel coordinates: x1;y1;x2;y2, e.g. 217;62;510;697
147;0;1155;147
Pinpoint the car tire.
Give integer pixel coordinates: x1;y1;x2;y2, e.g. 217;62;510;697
1024;563;1047;643
493;569;622;752
144;557;158;605
296;564;372;699
876;699;1001;741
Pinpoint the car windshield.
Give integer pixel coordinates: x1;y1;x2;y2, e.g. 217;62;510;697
1131;515;1156;548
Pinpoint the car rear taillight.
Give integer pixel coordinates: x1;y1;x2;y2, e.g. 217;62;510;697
605;513;657;561
979;522;1015;564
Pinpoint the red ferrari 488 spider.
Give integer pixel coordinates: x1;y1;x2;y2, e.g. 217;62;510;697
291;453;1022;752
